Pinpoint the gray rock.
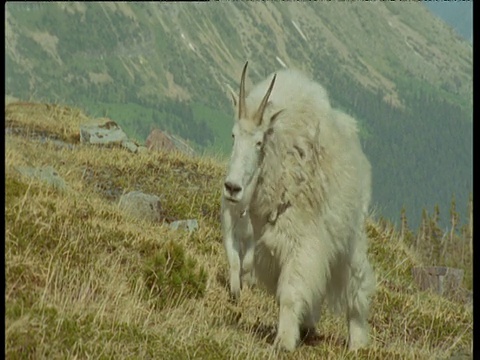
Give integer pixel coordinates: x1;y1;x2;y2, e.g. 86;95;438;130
80;118;128;145
118;191;164;223
145;128;196;156
15;165;68;191
121;140;139;153
169;219;198;233
412;266;465;301
137;146;148;154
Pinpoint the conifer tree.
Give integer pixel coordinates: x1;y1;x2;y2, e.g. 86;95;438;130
429;204;444;265
400;206;406;238
400;205;412;246
446;194;459;261
417;208;429;250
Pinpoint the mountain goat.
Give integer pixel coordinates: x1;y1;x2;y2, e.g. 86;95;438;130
223;62;376;352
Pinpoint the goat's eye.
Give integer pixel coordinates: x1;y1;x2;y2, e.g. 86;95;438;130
256;140;262;147
231;134;235;139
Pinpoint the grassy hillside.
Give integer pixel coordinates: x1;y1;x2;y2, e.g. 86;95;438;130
5;102;472;359
5;2;473;231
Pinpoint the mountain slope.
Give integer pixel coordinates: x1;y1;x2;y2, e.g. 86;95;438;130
5;2;472;228
5;101;472;359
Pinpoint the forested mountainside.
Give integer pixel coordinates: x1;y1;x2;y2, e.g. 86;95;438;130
5;2;472;229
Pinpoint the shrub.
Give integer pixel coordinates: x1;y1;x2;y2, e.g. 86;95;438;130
143;241;207;308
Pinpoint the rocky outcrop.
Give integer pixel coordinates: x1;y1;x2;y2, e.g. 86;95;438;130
118;191;165;223
80;118;128;145
145;129;177;153
80;117;142;153
146;128;196;156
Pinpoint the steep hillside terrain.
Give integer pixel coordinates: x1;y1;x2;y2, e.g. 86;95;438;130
5;2;472;229
5;101;472;359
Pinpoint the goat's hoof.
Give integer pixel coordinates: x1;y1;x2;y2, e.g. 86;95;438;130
228;288;240;303
228;294;239;304
348;321;370;350
300;327;319;344
242;273;257;288
228;277;241;303
348;333;369;351
273;334;297;352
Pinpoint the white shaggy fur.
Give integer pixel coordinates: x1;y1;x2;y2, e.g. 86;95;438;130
223;63;376;352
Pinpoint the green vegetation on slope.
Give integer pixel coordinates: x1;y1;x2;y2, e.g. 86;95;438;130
5;101;472;359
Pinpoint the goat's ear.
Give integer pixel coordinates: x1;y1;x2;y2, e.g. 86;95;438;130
225;83;238;108
229;89;238;108
265;126;274;139
264;109;284;138
268;109;284;128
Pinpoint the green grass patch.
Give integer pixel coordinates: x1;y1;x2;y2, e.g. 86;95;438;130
143;241;207;309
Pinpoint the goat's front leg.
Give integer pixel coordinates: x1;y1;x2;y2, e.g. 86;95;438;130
222;205;242;302
274;263;305;352
240;216;256;288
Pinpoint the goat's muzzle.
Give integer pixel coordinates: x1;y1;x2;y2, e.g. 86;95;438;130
224;181;243;197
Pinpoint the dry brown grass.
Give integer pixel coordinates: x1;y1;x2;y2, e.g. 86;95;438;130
5;102;472;359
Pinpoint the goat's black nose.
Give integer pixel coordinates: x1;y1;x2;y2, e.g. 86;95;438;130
224;181;242;195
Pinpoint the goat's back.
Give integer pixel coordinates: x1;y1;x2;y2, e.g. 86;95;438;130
248;68;370;223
